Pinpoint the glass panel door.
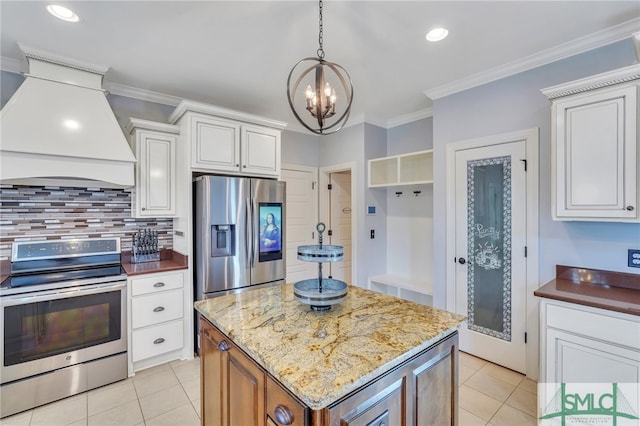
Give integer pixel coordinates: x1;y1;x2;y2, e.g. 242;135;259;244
466;156;512;341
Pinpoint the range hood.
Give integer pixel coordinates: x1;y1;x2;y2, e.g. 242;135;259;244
0;45;136;187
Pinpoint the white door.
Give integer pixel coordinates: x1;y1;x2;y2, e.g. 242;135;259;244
328;171;352;284
282;166;318;283
454;140;527;373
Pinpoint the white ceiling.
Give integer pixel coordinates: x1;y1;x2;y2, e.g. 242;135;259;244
1;1;639;132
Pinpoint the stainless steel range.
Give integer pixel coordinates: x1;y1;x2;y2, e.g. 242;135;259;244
0;238;127;418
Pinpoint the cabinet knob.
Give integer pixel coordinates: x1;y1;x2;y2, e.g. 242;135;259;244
626;206;635;211
142;207;146;211
153;306;165;312
458;257;467;265
217;340;230;352
274;404;294;425
153;338;165;344
243;165;247;168
235;164;239;167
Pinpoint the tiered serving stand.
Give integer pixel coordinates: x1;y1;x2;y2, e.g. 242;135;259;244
293;223;348;311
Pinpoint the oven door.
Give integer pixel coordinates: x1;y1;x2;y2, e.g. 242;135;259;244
1;280;127;384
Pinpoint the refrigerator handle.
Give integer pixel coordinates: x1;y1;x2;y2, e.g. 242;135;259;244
245;198;251;267
251;197;257;268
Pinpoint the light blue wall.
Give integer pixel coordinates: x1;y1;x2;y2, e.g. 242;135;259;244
1;71;24;108
363;123;389;282
432;39;640;308
281;129;321;167
387;117;433;155
107;94;175;130
282;123;389;286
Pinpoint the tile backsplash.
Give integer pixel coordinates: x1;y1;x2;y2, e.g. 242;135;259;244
0;184;173;260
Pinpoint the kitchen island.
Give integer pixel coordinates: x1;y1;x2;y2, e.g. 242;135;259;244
195;283;465;426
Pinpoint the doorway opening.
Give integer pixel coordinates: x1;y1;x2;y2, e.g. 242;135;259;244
320;163;356;285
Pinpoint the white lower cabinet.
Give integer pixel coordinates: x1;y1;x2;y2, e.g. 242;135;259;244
540;299;640;384
128;270;186;374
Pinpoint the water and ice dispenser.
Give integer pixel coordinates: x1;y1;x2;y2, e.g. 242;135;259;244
211;225;235;257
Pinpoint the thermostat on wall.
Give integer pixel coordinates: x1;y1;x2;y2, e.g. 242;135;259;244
367;206;376;215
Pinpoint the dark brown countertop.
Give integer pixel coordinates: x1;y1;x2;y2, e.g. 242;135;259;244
121;250;188;276
534;265;640;316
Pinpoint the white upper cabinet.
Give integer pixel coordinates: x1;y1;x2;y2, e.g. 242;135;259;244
543;64;640;222
169;101;286;178
368;150;433;187
126;118;179;218
191;115;241;173
241;124;281;176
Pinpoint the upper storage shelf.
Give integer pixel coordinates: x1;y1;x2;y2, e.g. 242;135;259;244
368;150;433;187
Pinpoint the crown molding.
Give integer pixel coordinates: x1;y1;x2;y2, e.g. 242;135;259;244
424;17;640;100
541;63;640;99
0;56;25;74
19;43;108;76
104;82;182;106
387;108;433;128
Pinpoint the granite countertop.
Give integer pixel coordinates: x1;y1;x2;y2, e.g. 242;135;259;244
121;250;188;276
534;265;640;316
195;283;465;410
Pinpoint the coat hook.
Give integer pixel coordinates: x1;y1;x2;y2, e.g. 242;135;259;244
413;190;421;196
395;191;403;197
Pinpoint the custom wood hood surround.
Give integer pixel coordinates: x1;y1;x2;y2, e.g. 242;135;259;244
0;45;136;187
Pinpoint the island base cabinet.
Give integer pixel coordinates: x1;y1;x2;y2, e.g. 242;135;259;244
323;332;458;426
200;317;265;426
200;315;458;426
267;376;309;426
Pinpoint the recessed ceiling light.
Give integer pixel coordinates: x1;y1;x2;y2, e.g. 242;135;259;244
46;4;79;22
63;119;80;130
426;28;448;42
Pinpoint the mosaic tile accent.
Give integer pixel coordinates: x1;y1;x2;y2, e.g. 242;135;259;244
0;184;173;260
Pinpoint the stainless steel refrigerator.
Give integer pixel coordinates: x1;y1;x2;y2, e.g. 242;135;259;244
193;175;286;301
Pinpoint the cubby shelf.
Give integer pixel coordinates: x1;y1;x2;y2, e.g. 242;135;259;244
368;150;433;187
368;274;433;306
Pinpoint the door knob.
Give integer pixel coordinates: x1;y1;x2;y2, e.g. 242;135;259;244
458;257;466;265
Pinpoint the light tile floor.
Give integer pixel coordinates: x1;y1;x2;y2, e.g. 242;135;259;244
2;352;536;426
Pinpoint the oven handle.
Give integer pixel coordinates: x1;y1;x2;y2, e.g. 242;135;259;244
0;280;127;307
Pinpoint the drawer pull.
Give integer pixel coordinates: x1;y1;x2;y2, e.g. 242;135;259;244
217;340;230;352
153;306;165;312
153;338;165;344
274;404;294;425
153;282;165;288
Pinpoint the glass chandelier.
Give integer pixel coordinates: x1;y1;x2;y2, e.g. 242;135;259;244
287;0;353;135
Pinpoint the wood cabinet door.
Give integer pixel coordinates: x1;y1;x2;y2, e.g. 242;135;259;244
200;318;227;426
201;316;266;426
192;116;241;173
266;376;308;426
553;84;638;221
241;124;280;177
228;346;266;426
412;346;456;426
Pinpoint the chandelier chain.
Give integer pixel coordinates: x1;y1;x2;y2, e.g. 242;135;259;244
317;0;325;59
